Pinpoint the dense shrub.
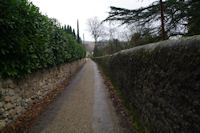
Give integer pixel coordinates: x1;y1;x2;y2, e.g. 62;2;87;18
93;31;161;57
93;39;126;57
0;0;86;78
94;36;200;133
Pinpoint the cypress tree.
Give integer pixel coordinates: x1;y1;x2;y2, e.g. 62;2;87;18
72;29;76;39
77;20;81;43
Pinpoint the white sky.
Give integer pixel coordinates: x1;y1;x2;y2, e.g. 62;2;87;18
30;0;156;41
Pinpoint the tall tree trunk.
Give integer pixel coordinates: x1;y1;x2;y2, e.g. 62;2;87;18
160;0;165;40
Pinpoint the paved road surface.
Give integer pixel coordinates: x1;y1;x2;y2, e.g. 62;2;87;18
29;59;125;133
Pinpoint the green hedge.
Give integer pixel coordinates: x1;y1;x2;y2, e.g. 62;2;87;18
94;36;200;133
0;0;86;78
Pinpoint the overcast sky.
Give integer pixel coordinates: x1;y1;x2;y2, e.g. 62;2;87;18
30;0;156;41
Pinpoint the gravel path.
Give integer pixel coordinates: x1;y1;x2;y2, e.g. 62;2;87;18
29;59;124;133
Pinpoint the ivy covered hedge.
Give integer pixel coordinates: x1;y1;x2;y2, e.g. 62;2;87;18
0;0;86;78
94;36;200;133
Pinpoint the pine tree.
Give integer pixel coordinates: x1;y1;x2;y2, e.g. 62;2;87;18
104;0;200;38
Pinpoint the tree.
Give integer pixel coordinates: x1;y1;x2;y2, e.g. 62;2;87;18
87;17;105;43
72;29;76;39
77;20;81;43
108;22;117;40
187;0;200;35
104;0;200;38
159;0;165;40
63;25;76;39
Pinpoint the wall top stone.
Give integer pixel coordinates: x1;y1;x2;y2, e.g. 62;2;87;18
95;35;200;59
118;35;200;55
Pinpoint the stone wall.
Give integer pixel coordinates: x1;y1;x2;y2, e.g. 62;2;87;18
0;59;85;130
93;36;200;133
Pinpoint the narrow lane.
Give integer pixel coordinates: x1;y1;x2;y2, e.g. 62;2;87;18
29;59;123;133
92;61;122;133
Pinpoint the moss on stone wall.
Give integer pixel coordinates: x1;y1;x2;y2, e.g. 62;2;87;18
94;36;200;133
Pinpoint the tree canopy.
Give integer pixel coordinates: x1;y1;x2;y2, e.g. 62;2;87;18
87;17;105;43
104;0;200;38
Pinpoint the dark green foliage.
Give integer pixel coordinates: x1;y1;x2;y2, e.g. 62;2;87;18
105;0;200;38
187;0;200;35
128;29;161;47
0;0;86;79
93;31;161;57
93;39;125;57
94;36;200;132
63;25;76;39
76;20;81;43
72;29;76;39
